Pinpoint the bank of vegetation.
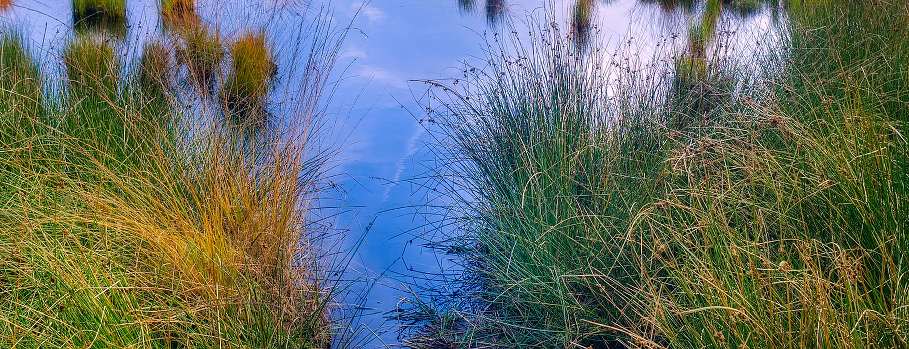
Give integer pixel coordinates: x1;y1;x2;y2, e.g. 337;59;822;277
400;1;909;348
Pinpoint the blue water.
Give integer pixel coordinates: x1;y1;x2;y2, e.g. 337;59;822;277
1;1;776;347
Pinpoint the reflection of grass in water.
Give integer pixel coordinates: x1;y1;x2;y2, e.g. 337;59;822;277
222;31;276;125
643;0;697;12
72;0;127;36
458;0;476;12
485;0;506;25
400;1;909;348
455;0;507;25
1;20;339;347
460;0;770;43
571;0;594;47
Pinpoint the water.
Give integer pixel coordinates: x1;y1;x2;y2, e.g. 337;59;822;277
1;0;779;346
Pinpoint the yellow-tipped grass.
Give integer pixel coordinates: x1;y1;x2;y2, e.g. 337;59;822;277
222;31;277;121
2;6;343;347
1;82;331;348
0;0;12;10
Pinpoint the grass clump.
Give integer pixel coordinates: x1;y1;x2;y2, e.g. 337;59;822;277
137;40;174;97
222;31;277;123
63;33;119;95
72;0;127;35
400;1;909;348
0;29;42;125
134;40;176;125
175;24;224;92
1;105;334;347
161;0;200;29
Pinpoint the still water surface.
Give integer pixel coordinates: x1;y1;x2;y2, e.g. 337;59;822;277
1;0;777;346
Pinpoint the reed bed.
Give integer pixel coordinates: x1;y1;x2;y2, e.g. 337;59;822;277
399;1;909;348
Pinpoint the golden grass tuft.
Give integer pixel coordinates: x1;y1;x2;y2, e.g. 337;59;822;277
1;119;332;347
2;5;344;346
161;0;201;29
2;41;333;348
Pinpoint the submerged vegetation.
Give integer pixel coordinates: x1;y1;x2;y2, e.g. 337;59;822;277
0;4;341;347
401;1;909;348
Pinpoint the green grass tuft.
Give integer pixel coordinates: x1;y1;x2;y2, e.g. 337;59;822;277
175;24;224;92
221;31;277;124
63;33;119;96
72;0;127;35
0;29;43;126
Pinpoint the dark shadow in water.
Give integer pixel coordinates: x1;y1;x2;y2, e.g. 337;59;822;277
456;0;506;25
72;5;127;37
